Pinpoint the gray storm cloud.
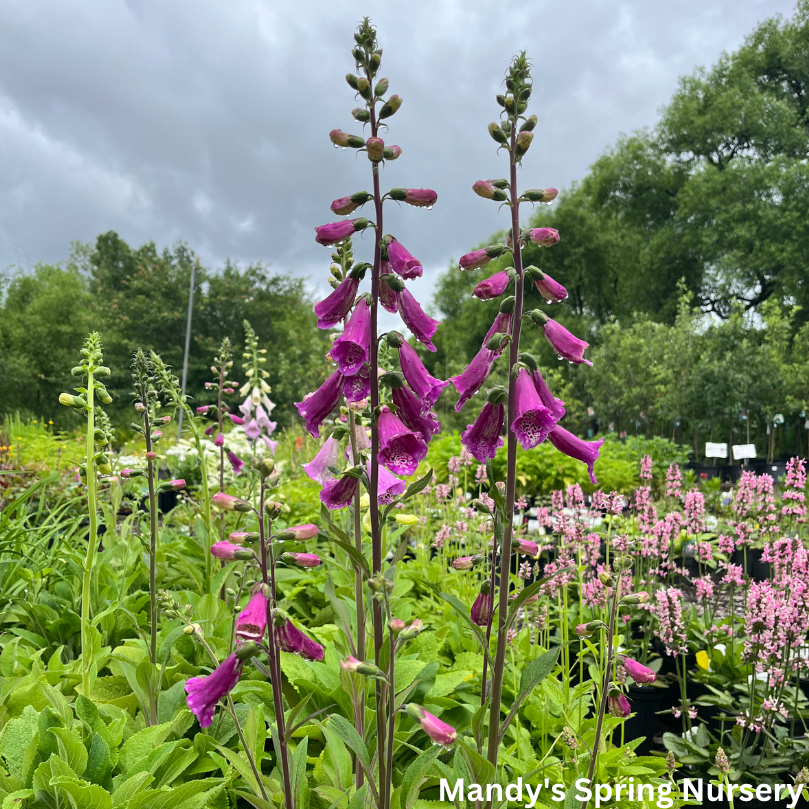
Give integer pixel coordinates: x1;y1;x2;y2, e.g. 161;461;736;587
0;0;794;318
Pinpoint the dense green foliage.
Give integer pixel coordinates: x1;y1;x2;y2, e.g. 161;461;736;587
0;233;330;432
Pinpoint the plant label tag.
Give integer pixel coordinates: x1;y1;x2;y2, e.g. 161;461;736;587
732;444;756;460
704;442;728;459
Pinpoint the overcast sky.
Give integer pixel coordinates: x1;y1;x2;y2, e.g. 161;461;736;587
0;0;796;320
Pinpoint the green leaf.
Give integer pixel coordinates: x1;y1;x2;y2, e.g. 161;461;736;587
111;772;154;808
84;734;112;786
118;722;175;776
49;727;88;777
322;715;370;774
49;777;112;809
291;736;308;809
401;469;433;501
2;790;34;809
402;745;441;809
0;705;39;780
324;536;370;577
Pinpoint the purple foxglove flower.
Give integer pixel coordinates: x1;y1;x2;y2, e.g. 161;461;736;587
542;316;592;366
227;450;244;476
623;657;657;685
399;288;439;352
608;693;631;718
260;435;279;455
340;656;382;675
451;554;484;571
212;492;252;512
314;218;368;246
405;704;457;746
120;468;143;479
533;270;567;303
530;368;565;422
548;426;605;485
284;552;322;568
303;436;340;485
330;191;372;215
386;238;423;280
450;347;497;412
295;370;345;438
471;590;493;626
472;179;503;200
210;540;254;560
483;310;513;355
314;275;360;329
523;187;558;203
228;531;259;543
473;271;511;300
145;451;157;460
196;405;212;414
223;387;234;394
386;145;402;160
365;136;385;162
377;406;428;476
380;263;399;314
205;424;216;436
235;590;269;643
515;538;539;555
228;414;244;425
391;384;440;443
329;298;370;376
372;461;407;504
321;474;359;510
459;248;493;271
528;227;560;247
343;365;370;402
511;369;555;450
167;479;186;490
245;419;261;440
255;405;276;434
398;341;448;413
461;401;505;463
185;653;242;728
214;433;224;447
275;619;325;661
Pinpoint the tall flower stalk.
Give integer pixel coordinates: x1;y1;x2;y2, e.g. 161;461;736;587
451;55;603;768
300;19;453;809
59;333;113;698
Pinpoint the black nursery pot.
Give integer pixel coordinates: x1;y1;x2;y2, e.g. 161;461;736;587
615;684;666;755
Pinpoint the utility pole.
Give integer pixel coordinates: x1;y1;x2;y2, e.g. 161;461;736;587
176;259;197;440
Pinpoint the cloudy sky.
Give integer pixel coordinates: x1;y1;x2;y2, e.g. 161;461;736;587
0;0;795;315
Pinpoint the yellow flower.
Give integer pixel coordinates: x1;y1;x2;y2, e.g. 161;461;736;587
359;493;370;509
33;420;37;424
395;514;419;526
696;650;710;671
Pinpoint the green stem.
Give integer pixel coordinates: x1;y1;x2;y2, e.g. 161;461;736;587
81;369;97;698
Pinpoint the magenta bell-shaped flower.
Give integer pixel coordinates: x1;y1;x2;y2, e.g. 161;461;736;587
185;653;242;728
530;368;565;422
533;270;567;303
227;450;244;476
372;460;407;504
459;248;493;271
450;347;498;412
391;384;440;443
398;341;448;413
548;426;605;485
483;310;513;355
295;370;344;438
514;538;539;555
511;369;555;450
329;298;370;376
314;218;368;246
608;693;631;718
461;400;505;463
528;227;560;247
343;365;370;402
473;271;511;300
623;657;657;685
214;432;224;447
284;552;322;568
541;316;592;366
236;590;269;643
399;288;439;352
405;704;457;746
386;237;423;280
314;275;360;329
471;589;493;626
210;540;254;560
320;474;359;510
378;406;428;476
275;619;325;661
303;436;341;485
380;263;399;314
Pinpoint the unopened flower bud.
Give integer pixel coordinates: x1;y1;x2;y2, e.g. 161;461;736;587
331;190;373;216
522;187;558;204
715;747;729;774
374;77;389;96
388;188;437;208
388;618;406;634
470;499;491;515
472;180;508;201
330;129;366;149
515;130;533;157
229;531;260;544
145;451;157;460
134;402;146;413
355;77;371;99
598;571;615;587
488;122;508;145
527;227;560;247
120;468;144;479
340;656;383;676
258;458;275;478
345;73;360;90
352;107;370;123
622;590;649;605
165;479;186;491
399;618;423;640
451;554;484;571
275;524;319;541
365;137;385;162
264;500;283;520
212;492;252;513
520;115;538;133
235;640;259;661
513;538;539;555
210;541;255;560
59;393;87;409
383;145;402;160
379;94;402;119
